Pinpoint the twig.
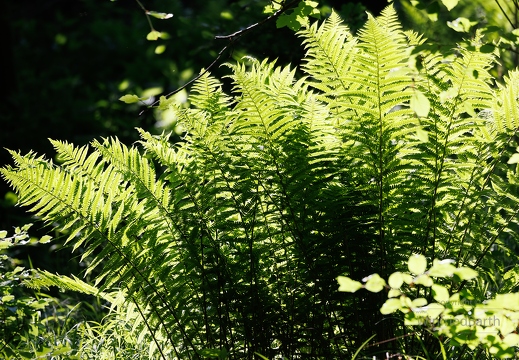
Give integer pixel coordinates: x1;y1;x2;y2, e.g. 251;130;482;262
494;0;515;29
144;0;301;111
134;0;155;33
214;0;299;40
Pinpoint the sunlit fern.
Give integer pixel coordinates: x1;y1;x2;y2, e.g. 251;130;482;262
3;5;519;359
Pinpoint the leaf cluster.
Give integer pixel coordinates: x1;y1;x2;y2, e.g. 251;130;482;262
339;255;519;358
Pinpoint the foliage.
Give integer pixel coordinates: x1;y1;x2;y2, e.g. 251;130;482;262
0;225;83;359
0;224;160;359
264;0;321;31
394;0;519;76
0;0;371;232
339;254;519;358
3;5;519;359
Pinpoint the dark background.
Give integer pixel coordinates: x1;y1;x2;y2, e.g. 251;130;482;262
0;0;392;230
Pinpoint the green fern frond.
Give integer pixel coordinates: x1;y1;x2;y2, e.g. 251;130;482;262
494;69;519;134
299;11;356;97
24;270;115;303
190;71;231;114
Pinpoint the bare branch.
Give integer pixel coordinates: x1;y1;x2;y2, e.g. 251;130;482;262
143;0;301;112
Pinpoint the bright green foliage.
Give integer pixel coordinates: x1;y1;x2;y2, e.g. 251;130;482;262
264;0;321;31
0;226;79;359
3;5;519;358
338;255;519;358
0;224;157;359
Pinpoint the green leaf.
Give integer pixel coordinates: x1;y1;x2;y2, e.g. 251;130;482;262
380;298;402;314
408;254;427;275
507;153;519;164
410;90;430;117
254;353;270;360
388;272;404;289
404;312;425;326
388;289;401;298
337;276;363;292
441;0;458;11
503;265;519;282
415;127;429;142
1;295;14;302
432;284;450;303
363;273;386;292
276;14;305;31
275;1;319;31
263;5;275;15
146;30;161;41
0;240;10;250
427;12;438;22
480;43;495;54
263;2;281;15
39;235;52;244
428;259;456;277
119;94;143;104
447;17;472;33
453;267;478;281
414;274;433;287
302;1;320;19
146;11;173;20
0;230;7;238
155;45;166;55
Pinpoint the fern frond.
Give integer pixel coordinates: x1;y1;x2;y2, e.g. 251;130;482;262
298;11;357;101
24;270;115;303
494;69;519;134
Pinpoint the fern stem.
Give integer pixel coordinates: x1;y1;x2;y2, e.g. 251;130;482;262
129;292;173;360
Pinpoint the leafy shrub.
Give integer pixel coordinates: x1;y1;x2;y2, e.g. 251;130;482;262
3;5;519;359
339;255;519;358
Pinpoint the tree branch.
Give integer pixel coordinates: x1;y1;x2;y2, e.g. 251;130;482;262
144;0;301;112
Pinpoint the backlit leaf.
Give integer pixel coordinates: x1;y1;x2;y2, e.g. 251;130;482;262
381;298;401;314
415;128;429;142
441;0;458;11
363;273;386;292
508;153;519;164
408;254;427;275
337;276;363;292
432;284;450;303
410;90;430;117
119;94;142;104
388;272;404;289
428;259;456;277
40;235;52;244
146;11;173;20
453;267;478;281
146;30;161;41
414;274;433;287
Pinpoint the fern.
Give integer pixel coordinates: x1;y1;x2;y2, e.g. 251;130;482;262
3;5;519;358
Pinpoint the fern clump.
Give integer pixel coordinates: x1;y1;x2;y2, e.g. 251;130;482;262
3;6;519;358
